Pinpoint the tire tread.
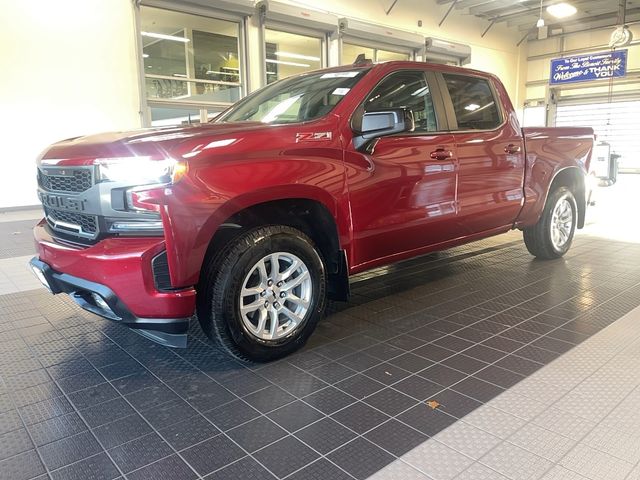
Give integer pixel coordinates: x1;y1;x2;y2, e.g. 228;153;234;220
197;225;325;362
523;186;576;260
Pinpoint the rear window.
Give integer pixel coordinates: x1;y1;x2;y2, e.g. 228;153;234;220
443;74;501;130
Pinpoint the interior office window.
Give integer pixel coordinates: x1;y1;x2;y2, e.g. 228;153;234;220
443;74;501;130
342;43;410;65
150;106;200;126
377;49;410;62
140;6;242;105
425;55;460;66
364;71;437;132
264;29;322;84
342;43;375;65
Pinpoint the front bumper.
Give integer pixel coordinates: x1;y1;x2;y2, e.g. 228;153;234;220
32;221;196;347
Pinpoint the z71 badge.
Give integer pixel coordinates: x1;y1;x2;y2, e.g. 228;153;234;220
295;132;333;143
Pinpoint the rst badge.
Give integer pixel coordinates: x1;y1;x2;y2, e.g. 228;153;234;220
295;132;333;143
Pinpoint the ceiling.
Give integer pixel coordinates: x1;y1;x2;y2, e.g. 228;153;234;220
436;0;640;39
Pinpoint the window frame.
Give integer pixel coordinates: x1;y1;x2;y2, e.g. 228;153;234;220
263;21;328;85
436;72;506;132
350;69;450;137
136;2;248;126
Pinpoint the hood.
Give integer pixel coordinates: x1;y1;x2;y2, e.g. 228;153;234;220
39;122;274;165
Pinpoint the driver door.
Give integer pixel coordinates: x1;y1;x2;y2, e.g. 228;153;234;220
345;69;459;269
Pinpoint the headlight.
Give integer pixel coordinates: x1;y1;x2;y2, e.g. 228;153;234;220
97;157;187;184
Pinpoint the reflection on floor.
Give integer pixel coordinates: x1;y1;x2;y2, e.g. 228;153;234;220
0;177;639;480
584;173;639;243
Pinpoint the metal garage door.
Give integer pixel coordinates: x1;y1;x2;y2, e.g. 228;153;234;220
555;100;640;172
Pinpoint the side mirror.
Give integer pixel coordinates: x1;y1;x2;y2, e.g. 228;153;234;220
352;108;415;150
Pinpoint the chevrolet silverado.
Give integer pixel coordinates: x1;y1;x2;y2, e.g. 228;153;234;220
31;60;594;361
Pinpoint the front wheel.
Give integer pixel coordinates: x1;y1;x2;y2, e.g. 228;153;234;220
523;186;577;259
197;225;327;362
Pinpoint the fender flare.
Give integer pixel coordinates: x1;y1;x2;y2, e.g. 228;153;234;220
535;166;588;229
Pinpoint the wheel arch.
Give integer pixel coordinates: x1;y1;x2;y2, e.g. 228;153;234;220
198;189;350;301
519;165;587;230
546;166;587;229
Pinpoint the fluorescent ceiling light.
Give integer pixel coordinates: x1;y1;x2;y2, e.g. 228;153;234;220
206;70;240;76
142;53;149;58
546;3;577;18
275;51;320;62
141;31;190;43
266;59;310;68
465;103;480;111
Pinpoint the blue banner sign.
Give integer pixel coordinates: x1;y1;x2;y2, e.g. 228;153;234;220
549;50;627;85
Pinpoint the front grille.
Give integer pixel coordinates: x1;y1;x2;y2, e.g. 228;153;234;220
38;168;93;193
44;207;98;238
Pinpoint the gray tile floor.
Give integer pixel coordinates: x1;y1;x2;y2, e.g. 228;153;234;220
1;184;640;480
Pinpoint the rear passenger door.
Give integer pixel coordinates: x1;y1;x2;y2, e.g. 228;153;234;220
439;73;525;235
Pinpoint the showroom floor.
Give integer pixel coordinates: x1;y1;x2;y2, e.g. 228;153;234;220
2;177;640;480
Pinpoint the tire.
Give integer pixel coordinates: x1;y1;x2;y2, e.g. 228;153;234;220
523;186;577;260
197;225;327;362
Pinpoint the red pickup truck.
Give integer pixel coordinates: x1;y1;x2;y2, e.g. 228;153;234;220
31;61;594;361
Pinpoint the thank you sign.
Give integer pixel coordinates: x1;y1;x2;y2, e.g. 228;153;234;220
549;50;627;85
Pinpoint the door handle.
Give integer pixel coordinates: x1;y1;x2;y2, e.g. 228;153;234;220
505;144;521;154
430;149;453;160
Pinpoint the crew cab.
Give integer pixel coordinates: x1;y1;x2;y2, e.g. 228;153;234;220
31;61;594;361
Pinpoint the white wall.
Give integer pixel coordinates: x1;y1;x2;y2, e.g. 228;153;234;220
0;0;142;208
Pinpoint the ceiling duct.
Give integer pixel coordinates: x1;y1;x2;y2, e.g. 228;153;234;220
338;17;425;50
424;37;471;64
255;1;338;32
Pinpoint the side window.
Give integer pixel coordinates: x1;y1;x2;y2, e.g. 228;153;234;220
442;74;501;130
364;71;438;133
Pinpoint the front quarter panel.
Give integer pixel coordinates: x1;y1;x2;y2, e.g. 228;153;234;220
162;120;349;287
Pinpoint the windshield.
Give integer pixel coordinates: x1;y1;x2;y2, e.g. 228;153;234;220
217;68;370;124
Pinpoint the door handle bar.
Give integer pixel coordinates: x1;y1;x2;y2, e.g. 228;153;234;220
430;149;453;160
505;144;522;154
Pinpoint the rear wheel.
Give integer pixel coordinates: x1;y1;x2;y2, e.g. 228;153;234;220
197;225;327;362
523;186;577;259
